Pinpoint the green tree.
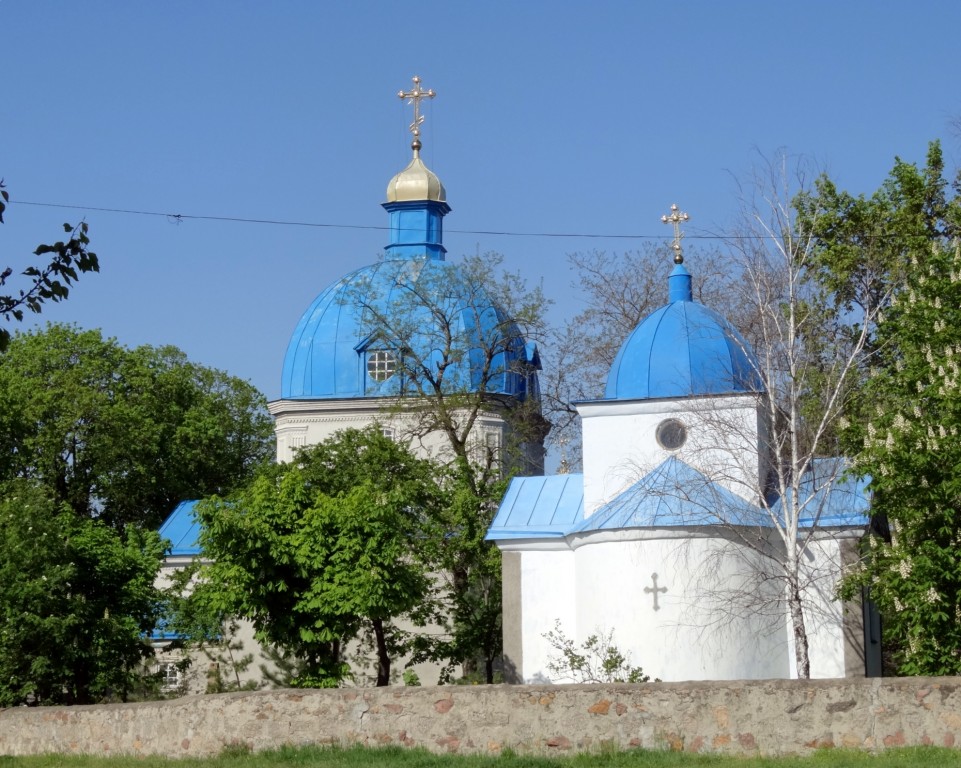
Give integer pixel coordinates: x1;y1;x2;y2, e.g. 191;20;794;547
795;141;961;350
0;324;274;531
839;242;961;675
0;481;165;706
190;427;441;686
797;141;961;673
0;179;99;351
351;253;548;682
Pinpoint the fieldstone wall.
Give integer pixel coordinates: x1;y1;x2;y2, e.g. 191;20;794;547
1;678;960;758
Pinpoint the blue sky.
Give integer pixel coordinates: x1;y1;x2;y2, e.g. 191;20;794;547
3;1;960;401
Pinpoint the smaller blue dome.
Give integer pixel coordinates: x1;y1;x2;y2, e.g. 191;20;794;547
605;264;762;400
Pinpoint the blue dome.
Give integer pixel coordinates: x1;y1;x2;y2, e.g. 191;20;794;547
604;264;762;400
282;257;538;400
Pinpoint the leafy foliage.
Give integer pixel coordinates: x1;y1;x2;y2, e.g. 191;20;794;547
800;141;961;674
351;253;549;681
839;243;961;674
0;481;165;706
0;324;274;531
543;620;653;684
0;179;100;351
189;427;442;687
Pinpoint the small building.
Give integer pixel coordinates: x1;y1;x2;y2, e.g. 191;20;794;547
487;238;878;683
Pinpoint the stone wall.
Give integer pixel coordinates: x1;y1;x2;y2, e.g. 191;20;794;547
1;678;959;758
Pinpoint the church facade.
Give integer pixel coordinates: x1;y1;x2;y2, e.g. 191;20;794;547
486;220;878;683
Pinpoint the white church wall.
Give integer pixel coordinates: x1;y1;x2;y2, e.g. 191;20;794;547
783;532;856;680
270;398;519;469
579;395;766;517
513;532;791;684
564;534;789;682
518;548;576;684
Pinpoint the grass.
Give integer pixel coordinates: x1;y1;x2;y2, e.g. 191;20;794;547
0;744;959;768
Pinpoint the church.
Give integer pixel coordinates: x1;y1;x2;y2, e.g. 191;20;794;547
158;76;877;689
486;211;878;683
155;76;542;688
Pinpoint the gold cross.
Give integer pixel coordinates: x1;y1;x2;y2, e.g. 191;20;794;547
397;75;436;141
661;203;690;264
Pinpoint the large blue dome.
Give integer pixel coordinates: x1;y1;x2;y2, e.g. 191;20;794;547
604;264;763;400
282;257;538;401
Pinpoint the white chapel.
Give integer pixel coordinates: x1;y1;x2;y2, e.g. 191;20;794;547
486;208;877;683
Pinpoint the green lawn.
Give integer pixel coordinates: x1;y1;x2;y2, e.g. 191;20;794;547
1;745;959;768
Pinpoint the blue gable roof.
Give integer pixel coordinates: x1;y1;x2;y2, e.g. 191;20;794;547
773;458;871;528
159;500;202;557
572;456;769;532
486;474;584;540
487;457;871;543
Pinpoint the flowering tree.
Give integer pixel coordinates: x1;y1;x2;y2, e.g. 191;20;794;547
798;140;961;674
838;241;961;674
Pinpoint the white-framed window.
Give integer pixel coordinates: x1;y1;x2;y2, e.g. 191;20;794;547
367;350;397;382
158;661;182;691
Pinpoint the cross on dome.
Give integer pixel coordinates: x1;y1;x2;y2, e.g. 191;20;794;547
661;203;690;264
397;75;436;152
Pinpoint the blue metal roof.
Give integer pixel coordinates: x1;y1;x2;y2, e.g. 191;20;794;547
487;457;871;543
280;257;538;400
158;500;201;557
774;458;871;528
572;456;769;532
486;474;584;540
605;263;763;400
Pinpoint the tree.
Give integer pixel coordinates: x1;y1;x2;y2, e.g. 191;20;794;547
350;253;549;682
0;179;99;351
800;141;961;674
0;481;165;706
0;324;274;531
839;241;961;675
558;157;882;678
189;427;442;687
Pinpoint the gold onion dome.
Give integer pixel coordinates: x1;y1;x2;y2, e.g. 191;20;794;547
386;140;446;203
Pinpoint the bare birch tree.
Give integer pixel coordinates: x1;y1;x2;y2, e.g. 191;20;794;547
692;152;887;677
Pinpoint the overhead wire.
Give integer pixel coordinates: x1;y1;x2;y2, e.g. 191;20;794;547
8;199;717;241
7;198;939;243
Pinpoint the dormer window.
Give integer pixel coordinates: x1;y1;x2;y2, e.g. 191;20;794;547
367;350;397;382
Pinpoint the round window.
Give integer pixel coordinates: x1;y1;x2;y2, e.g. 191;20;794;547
367;350;397;382
656;418;687;451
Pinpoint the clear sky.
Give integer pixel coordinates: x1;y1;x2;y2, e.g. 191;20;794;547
2;1;960;401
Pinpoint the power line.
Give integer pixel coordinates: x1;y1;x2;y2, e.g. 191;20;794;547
9;198;943;243
9;199;705;241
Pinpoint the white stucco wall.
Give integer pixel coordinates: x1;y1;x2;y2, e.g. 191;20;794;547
517;532;792;683
269;397;527;470
519;549;576;683
785;532;856;680
578;395;768;517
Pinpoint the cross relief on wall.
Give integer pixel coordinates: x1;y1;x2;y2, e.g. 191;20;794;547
644;572;667;611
